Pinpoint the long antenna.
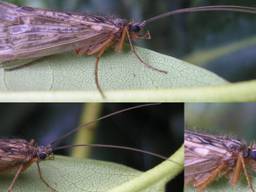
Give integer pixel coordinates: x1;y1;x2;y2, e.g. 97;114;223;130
142;5;256;26
53;143;182;166
50;103;160;147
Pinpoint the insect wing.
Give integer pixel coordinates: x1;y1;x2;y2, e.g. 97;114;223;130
185;142;221;184
0;1;20;24
185;130;240;184
0;2;119;69
0;139;34;172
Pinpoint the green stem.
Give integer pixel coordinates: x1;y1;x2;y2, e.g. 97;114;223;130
108;144;184;192
185;35;256;65
1;80;255;102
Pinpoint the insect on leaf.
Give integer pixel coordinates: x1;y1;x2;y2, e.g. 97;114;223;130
0;1;255;98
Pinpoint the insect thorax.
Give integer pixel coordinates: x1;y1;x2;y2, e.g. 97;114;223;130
112;18;129;27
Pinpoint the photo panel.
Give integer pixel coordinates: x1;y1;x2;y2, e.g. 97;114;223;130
0;103;184;191
185;103;256;192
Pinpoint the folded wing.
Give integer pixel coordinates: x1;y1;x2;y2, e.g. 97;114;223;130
0;2;119;69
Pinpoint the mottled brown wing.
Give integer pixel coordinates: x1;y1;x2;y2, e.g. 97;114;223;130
0;139;34;172
0;2;119;69
185;142;222;184
0;1;19;24
184;130;243;184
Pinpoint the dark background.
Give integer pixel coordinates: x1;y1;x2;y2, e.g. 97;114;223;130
0;103;184;191
3;0;256;81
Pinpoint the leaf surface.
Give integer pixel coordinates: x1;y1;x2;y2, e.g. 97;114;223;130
0;47;229;101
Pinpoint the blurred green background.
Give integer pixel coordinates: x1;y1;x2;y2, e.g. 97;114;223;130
0;103;184;191
186;103;256;140
2;0;256;82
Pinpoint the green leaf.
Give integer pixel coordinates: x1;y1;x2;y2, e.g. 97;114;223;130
0;47;228;101
0;145;183;192
0;156;151;192
109;145;184;192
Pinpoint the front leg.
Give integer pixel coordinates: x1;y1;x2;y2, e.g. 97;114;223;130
230;155;254;192
36;161;57;192
77;34;115;98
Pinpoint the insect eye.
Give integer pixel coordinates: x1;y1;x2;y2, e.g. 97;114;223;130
130;25;141;33
38;152;47;160
250;150;256;160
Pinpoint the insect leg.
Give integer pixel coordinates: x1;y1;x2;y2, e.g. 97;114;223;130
239;155;255;192
230;155;243;187
36;161;57;192
115;27;128;52
92;35;115;98
194;163;226;192
8;164;24;192
125;28;168;74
